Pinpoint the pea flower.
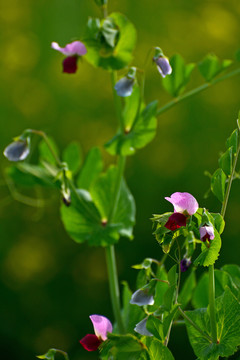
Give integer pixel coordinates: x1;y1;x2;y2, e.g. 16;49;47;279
3;139;30;162
180;258;191;272
200;225;215;242
134;317;153;336
153;47;172;78
165;212;187;231
165;192;199;216
51;41;87;74
114;67;136;97
130;288;154;306
80;315;112;351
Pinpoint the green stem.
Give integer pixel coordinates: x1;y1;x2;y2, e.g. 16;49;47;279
108;155;126;223
104;71;127;334
164;239;181;346
178;307;213;343
221;132;240;218
111;71;125;132
105;245;125;333
156;67;240;117
208;124;240;343
30;129;62;166
209;264;218;343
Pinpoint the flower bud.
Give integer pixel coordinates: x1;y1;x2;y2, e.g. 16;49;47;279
199;225;215;242
3;139;30;162
180;258;191;272
114;67;136;97
130;288;154;306
134;317;153;336
153;47;172;78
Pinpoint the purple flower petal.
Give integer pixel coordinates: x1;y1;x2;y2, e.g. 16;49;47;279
51;41;87;56
130;289;154;306
3;140;30;162
165;212;187;231
90;315;112;341
134;317;153;336
180;258;191;272
165;192;199;216
79;334;102;351
155;57;172;78
200;225;215;242
62;56;78;73
114;77;134;97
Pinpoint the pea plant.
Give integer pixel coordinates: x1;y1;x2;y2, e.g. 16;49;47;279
3;0;240;359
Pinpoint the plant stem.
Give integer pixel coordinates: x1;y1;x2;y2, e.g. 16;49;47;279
104;72;127;334
178;307;213;343
30;129;62;166
221;132;240;218
108;155;126;223
105;245;125;334
156;67;240;117
208;125;240;343
111;71;125;132
164;239;181;346
209;264;218;343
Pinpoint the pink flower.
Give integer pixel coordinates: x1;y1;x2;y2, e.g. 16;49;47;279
80;315;112;351
51;41;87;74
200;225;215;242
165;192;198;216
164;212;187;231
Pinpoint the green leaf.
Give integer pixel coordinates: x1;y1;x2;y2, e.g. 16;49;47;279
163;265;178;311
186;288;240;359
77;147;103;190
168;264;178;286
61;166;135;246
104;333;147;359
194;228;221;267
209;213;225;235
192;270;235;309
143;338;175;360
90;166;136;238
121;281;145;333
61;189;111;246
123;86;141;129
154;266;169;307
162;54;195;97
62;142;82;175
221;264;240;290
101;18;119;48
146;315;163;341
85;12;137;70
192;273;209;309
211;168;226;203
39;137;59;165
37;349;57;360
198;53;232;82
178;270;196;309
105;101;158;156
226;129;238;154
218;147;232;177
235;49;240;62
132;258;154;270
6;163;56;187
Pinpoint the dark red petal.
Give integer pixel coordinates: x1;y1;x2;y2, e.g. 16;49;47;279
62;56;78;73
165;212;187;231
80;334;102;351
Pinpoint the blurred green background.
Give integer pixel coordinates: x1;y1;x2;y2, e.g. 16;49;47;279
0;0;240;359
